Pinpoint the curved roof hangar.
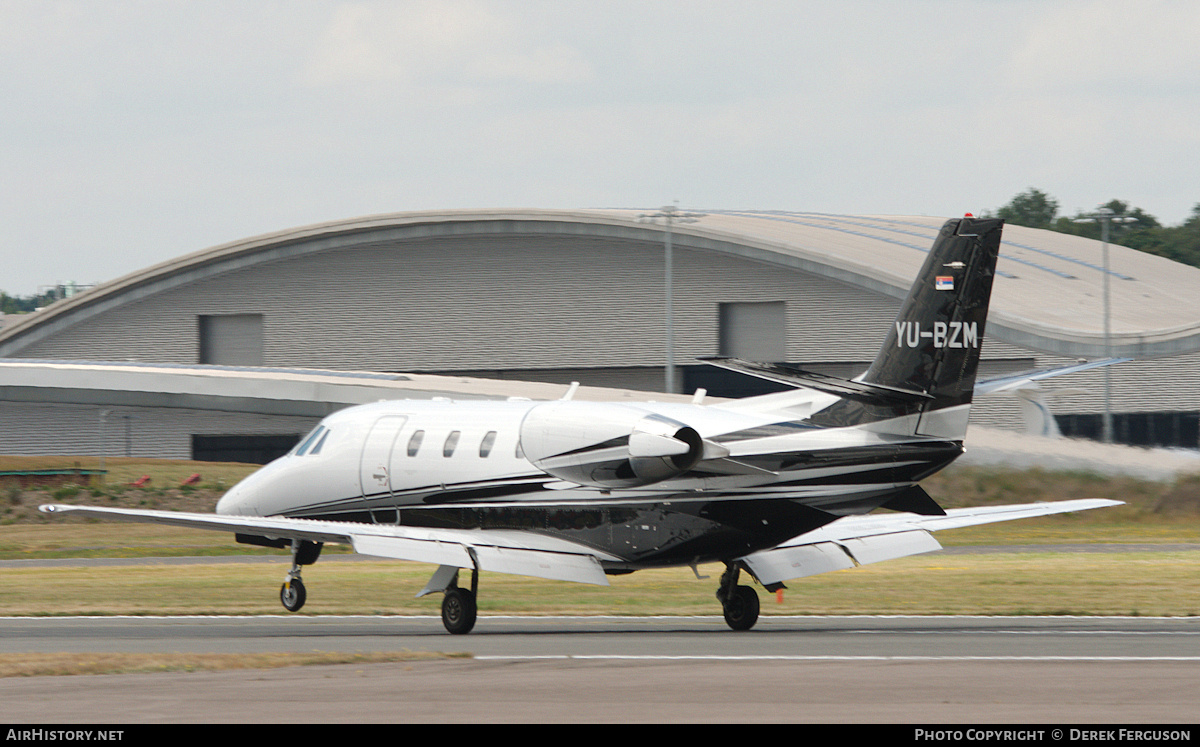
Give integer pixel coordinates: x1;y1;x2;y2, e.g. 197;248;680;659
3;208;1199;360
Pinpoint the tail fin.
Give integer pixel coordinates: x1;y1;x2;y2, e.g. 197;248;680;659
861;216;1004;437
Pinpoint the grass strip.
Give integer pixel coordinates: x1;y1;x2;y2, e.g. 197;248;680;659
0;651;469;678
1;553;1197;617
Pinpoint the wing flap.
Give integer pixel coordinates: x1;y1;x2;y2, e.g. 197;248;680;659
839;529;943;565
351;534;610;586
740;542;856;584
741;498;1121;585
471;545;609;585
741;530;941;586
351;534;475;568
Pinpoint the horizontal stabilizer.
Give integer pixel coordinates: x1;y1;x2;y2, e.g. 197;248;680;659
976;358;1130;395
698;357;931;403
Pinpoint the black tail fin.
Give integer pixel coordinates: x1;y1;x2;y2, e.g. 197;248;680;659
860;216;1003;437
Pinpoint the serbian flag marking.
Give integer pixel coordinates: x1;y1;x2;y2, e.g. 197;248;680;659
935;276;954;291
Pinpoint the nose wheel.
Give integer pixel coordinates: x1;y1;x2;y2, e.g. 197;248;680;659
280;576;307;612
277;539;322;613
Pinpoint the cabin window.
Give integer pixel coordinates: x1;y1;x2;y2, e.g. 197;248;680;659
407;430;424;457
479;431;497;457
443;431;460;457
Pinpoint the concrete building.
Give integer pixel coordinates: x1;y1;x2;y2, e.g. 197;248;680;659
3;208;1200;460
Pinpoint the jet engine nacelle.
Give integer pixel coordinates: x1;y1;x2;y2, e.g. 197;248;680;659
520;401;705;489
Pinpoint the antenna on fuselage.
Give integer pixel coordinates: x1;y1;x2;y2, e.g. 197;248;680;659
561;381;580;401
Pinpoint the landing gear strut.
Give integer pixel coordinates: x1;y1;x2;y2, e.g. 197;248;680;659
716;562;760;631
278;539;322;613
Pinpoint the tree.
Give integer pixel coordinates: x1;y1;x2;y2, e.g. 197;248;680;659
1147;203;1200;267
995;188;1059;229
988;189;1200;272
1052;199;1161;252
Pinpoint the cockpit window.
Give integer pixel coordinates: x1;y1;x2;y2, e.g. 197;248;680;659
308;429;331;455
294;426;325;456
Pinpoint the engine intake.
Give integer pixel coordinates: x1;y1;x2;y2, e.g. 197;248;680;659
520;401;705;488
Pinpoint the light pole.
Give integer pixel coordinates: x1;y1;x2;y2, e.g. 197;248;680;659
1074;207;1136;443
639;205;704;394
98;409;109;484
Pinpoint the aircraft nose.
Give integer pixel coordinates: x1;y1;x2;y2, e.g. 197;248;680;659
215;485;239;515
216;480;253;516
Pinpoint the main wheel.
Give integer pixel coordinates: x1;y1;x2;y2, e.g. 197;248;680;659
441;587;477;635
722;585;759;631
280;577;306;612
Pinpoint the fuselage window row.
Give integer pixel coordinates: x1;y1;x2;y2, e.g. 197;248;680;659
402;429;508;460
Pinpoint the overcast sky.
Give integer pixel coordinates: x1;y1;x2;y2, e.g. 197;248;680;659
3;0;1199;296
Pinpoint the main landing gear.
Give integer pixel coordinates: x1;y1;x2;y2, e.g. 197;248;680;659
415;564;480;634
716;562;760;631
440;568;479;635
278;539;322;613
417;563;480;634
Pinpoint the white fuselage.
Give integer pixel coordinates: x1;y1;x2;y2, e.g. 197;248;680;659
216;395;963;532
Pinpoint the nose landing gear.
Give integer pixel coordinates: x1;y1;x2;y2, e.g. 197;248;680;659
277;539;322;613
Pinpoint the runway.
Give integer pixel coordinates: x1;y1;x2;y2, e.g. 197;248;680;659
1;615;1197;723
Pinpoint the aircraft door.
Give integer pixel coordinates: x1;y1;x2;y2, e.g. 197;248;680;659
359;415;408;521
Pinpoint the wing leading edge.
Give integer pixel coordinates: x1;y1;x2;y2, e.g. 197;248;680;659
37;504;614;586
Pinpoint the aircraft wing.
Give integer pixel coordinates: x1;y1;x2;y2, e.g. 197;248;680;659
738;498;1122;587
37;504;615;586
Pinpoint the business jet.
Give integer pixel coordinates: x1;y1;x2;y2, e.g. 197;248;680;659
41;215;1121;634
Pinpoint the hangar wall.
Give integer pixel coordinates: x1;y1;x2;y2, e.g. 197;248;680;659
12;234;1035;371
5;211;1200;457
0;401;316;461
